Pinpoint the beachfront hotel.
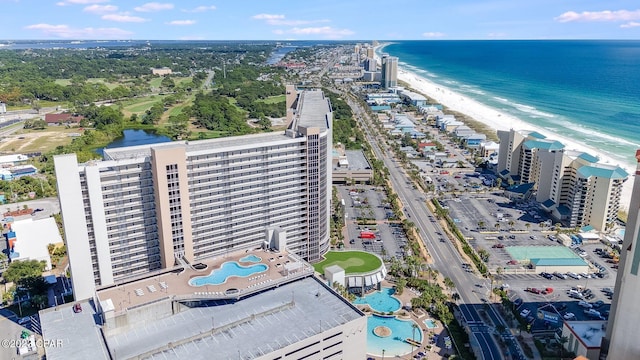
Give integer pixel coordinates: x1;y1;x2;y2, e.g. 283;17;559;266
381;54;398;89
497;129;627;231
603;150;640;359
54;89;332;301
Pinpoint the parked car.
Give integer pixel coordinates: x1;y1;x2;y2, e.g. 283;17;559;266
563;312;576;320
578;301;593;309
520;309;531;317
492;243;505;248
592;300;605;309
542;287;554;295
553;272;568;279
17;317;30;325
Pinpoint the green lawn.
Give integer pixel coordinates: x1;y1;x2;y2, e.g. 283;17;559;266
314;251;382;274
257;94;285;104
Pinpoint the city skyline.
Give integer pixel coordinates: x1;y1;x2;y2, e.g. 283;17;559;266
0;0;638;40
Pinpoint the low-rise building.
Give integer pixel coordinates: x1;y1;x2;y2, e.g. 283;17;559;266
562;320;606;360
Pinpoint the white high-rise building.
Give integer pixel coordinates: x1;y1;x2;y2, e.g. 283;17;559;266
55;89;332;300
497;129;627;231
604;150;640;359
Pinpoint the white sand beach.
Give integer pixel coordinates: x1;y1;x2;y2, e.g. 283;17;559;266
376;45;634;210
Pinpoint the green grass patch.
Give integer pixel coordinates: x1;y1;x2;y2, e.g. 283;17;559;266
257;94;285;104
150;77;163;89
313;250;382;274
6;100;63;111
54;79;72;86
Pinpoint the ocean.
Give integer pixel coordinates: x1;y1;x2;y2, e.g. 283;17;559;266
381;40;640;168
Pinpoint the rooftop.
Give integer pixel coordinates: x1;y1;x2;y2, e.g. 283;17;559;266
565;320;607;348
42;276;364;360
103;132;293;161
577;164;628;180
96;248;313;314
506;246;585;262
523;139;565;151
295;90;331;131
345;150;371;170
10;217;61;270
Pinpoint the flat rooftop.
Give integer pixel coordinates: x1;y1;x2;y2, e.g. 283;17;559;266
40;300;110;360
345;150;371;170
103;132;293;160
41;275;364;360
506;246;585;262
565;320;606;348
96;248;312;314
107;276;363;359
296;90;331;131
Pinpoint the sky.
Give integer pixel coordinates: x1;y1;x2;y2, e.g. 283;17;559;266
1;0;639;40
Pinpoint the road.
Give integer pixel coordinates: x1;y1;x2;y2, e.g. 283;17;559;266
340;90;521;360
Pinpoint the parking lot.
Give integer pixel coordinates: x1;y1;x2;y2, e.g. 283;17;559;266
337;184;408;261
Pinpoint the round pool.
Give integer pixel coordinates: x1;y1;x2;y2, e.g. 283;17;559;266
353;287;401;313
367;315;423;357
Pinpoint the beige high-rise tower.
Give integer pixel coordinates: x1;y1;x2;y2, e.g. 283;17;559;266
603;150;640;359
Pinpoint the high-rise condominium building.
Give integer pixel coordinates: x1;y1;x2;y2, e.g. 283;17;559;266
381;54;398;89
604;150;640;359
497;129;627;231
55;89;332;300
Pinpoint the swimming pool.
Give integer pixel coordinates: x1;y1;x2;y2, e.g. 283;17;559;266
616;229;626;239
189;262;267;286
367;315;423;357
423;319;438;329
239;254;262;263
354;287;401;313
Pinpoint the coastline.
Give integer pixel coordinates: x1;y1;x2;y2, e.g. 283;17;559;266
375;43;633;211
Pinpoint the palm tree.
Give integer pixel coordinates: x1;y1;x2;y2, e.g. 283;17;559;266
411;323;420;355
525;223;531;231
508;220;515;230
559;335;569;359
477;221;485;230
494;223;500;231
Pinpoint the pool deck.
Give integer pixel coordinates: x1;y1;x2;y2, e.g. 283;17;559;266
96;248;313;314
360;280;454;360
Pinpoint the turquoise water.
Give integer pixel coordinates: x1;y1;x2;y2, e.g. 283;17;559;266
381;41;640;168
617;229;626;238
239;254;262;263
423;319;438;329
189;262;267;286
367;315;423;357
354;287;401;313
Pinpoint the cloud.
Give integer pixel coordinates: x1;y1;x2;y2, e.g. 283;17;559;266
487;32;507;38
422;32;444;38
102;13;148;22
25;23;132;39
285;26;354;39
134;2;174;12
252;13;285;21
57;0;108;5
83;4;117;14
166;20;196;26
252;13;330;26
182;5;216;13
555;9;640;23
621;21;640;28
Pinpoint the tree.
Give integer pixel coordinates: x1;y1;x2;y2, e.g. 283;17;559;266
525;223;531;231
443;277;455;292
559;335;569;359
477;221;485;230
411;323;420;355
2;260;46;284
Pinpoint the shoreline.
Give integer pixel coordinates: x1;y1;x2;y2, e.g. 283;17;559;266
375;43;633;212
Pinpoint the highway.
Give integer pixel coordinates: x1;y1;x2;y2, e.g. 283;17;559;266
341;91;523;360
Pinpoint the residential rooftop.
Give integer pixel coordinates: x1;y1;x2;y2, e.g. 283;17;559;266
577;163;628;180
41;275;364;360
